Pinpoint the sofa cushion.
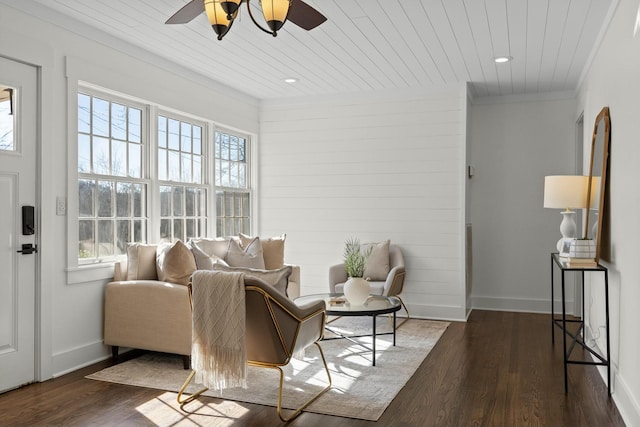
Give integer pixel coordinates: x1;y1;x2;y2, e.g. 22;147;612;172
239;233;286;270
126;243;158;280
190;241;229;270
188;237;229;259
156;240;197;286
225;238;265;269
213;264;292;296
362;240;391;281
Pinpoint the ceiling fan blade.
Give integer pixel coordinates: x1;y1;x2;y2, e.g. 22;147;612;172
288;0;327;31
165;0;206;24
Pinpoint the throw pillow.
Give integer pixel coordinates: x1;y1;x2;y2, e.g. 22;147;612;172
188;237;229;259
213;264;292;296
362;240;391;281
190;242;229;270
225;238;266;269
156;240;197;286
239;233;286;270
126;243;158;280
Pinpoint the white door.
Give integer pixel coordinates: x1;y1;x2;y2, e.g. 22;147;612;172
0;57;38;392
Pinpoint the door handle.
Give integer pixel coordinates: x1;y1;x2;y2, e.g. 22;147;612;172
17;243;38;255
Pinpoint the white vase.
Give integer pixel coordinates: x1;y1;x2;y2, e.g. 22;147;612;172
343;277;370;306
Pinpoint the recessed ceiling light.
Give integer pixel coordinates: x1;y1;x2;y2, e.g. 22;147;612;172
284;77;298;83
494;56;512;63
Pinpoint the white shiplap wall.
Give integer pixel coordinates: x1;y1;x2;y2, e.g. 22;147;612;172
259;85;468;320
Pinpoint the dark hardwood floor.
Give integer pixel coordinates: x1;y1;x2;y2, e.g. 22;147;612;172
0;310;625;427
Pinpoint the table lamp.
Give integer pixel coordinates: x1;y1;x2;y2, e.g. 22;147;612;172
543;175;589;252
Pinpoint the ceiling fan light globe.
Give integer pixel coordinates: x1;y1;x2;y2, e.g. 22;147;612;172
260;0;291;33
220;0;242;20
205;0;237;38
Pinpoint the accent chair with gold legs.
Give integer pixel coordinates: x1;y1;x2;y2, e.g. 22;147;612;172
177;273;332;422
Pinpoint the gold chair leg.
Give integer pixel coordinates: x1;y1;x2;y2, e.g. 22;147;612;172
273;342;332;422
177;370;209;407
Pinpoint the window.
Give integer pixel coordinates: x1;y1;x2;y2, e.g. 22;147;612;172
158;115;208;242
76;88;253;263
215;129;251;237
0;85;14;151
77;92;147;261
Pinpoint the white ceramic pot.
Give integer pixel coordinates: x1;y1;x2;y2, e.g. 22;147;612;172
343;277;370;306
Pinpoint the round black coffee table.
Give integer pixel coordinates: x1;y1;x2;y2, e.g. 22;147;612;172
295;293;401;366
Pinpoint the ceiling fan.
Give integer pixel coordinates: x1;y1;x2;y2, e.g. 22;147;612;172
165;0;327;40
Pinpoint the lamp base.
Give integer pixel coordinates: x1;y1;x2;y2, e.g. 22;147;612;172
556;210;577;252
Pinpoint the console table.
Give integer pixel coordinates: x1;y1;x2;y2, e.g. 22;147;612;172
550;252;610;395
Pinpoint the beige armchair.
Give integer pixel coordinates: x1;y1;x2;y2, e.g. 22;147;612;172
178;273;332;422
329;243;409;317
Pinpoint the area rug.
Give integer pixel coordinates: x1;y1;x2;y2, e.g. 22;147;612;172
87;317;448;421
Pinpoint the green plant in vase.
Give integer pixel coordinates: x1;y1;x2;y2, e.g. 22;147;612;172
342;238;372;305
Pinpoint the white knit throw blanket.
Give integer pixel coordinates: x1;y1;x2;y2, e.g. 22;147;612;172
190;270;247;391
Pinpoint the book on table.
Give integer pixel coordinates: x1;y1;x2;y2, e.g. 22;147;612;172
561;256;597;267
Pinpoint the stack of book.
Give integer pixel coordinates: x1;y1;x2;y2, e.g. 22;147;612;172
561;257;597;267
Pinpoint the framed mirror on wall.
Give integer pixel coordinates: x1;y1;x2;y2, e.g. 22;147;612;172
584;107;611;263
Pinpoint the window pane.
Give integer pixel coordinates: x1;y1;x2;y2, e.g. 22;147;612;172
215;159;221;186
230;136;238;161
160;219;171;240
234;193;242;217
168;118;179;150
129;143;141;178
168;151;180;181
173;219;183;241
133;184;143;217
224;192;233;217
160;186;171;217
78;134;91;173
97;181;114;217
181;153;192;182
158;116;167;148
116;220;130;255
216;218;224;237
238;138;246;162
193;156;202;184
92;97;109;137
216;191;223;216
181;122;191;152
193;128;201;155
238;163;246;188
129;108;141;143
78;93;91;134
78;220;95;258
133;219;143;242
185;187;196;217
198;189;207;216
93;137;110;175
112;139;127;176
116;183;131;217
98;220;114;256
186;219;195;240
111;103;127;140
158;148;167;181
78;180;95;217
173;186;184;216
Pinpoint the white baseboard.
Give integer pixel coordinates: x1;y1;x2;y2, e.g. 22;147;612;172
52;340;111;377
613;373;640;427
407;303;467;322
472;296;576;315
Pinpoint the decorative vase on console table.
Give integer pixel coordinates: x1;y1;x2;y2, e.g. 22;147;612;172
342;237;373;306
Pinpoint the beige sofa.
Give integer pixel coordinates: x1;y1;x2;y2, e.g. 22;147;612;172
104;237;300;367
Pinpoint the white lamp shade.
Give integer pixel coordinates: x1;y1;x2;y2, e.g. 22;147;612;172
543;175;589;209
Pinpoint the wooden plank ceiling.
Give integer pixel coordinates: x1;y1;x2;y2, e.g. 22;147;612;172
15;0;616;100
